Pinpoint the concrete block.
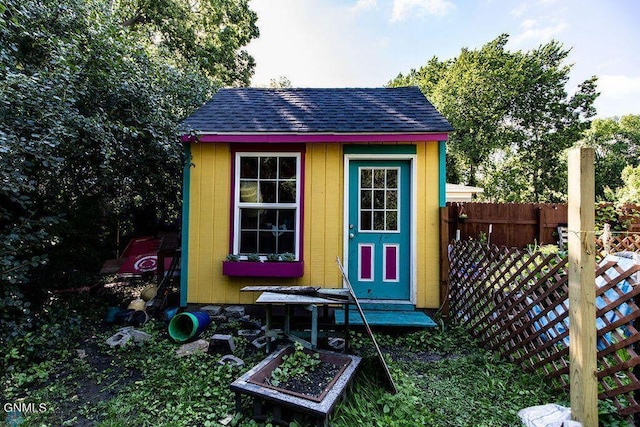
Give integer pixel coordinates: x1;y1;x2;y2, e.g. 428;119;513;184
239;317;262;329
328;337;345;351
224;306;245;318
251;336;268;349
209;334;236;354
201;305;223;316
238;329;262;341
250;335;275;349
218;354;245;367
106;331;132;347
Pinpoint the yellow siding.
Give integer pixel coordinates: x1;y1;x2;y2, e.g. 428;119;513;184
416;141;441;308
186;141;440;308
303;143;344;288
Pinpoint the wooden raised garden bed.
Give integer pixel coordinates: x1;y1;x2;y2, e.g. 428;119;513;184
230;346;361;426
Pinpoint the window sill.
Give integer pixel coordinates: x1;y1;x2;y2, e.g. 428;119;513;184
222;261;304;278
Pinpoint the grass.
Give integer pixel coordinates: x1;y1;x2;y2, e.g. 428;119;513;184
1;289;631;426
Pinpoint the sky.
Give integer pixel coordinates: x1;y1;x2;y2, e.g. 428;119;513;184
246;0;640;118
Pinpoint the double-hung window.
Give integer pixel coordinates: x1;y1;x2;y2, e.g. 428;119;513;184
232;153;301;260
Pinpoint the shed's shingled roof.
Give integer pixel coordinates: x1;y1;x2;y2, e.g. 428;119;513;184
180;87;453;134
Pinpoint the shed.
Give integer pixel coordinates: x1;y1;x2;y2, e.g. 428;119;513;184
179;87;453;309
446;183;484;202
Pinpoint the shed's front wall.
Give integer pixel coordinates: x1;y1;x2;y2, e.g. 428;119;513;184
185;141;440;308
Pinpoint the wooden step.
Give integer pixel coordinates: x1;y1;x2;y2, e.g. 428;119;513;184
334;309;437;328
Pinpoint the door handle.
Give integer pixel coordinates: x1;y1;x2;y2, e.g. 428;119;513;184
349;233;355;239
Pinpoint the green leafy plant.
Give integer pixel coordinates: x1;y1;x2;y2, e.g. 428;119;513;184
246;253;261;262
225;254;240;262
266;253;280;262
267;342;320;387
280;252;296;262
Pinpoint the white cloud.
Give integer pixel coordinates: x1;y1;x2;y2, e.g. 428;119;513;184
375;36;391;49
390;0;455;22
511;19;567;45
598;75;640;98
510;4;528;18
351;0;377;13
247;0;389;88
594;75;640;117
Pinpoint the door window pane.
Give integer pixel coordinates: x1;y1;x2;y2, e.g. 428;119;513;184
387;190;397;209
359;167;400;232
360;211;372;231
361;190;372;209
361;169;372;188
374;169;385;188
374;190;385;209
386;170;397;188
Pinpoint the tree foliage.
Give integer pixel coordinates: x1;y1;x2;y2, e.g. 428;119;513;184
115;0;259;86
582;115;640;200
0;0;257;340
389;34;599;202
614;165;640;204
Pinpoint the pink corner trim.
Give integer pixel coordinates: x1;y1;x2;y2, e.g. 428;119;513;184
182;133;449;143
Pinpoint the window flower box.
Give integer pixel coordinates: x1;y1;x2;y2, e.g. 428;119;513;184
222;260;304;278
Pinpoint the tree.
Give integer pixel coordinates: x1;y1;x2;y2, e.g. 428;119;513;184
487;43;598;202
388;35;599;202
1;0;257;340
115;0;259;86
582;115;640;200
390;35;517;186
269;76;293;88
615;164;640;204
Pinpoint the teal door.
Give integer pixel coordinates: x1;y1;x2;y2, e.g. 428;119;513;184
347;160;411;300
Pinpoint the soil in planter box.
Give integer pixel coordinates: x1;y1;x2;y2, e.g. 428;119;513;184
275;361;342;398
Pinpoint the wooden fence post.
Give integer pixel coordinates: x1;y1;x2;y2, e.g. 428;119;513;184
536;206;545;245
568;147;598;427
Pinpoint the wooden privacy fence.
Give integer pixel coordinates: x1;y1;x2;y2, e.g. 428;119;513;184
444;202;640;249
447;239;640;420
445;202;568;248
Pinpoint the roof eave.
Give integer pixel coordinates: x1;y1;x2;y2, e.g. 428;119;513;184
179;131;451;144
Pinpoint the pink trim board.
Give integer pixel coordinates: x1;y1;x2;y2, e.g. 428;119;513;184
181;133;449;144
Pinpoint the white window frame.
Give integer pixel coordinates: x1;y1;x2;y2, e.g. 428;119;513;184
232;152;302;261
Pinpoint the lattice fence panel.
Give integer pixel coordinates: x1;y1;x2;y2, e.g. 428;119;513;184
448;240;640;419
597;234;640;256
